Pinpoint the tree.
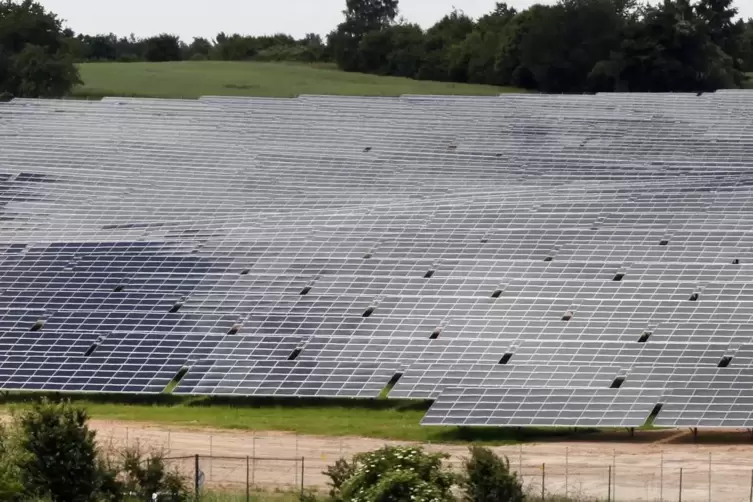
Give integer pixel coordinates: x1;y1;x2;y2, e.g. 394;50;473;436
451;3;517;85
10;43;80;97
417;10;476;81
0;0;81;97
330;0;400;71
515;0;626;92
459;446;524;502
359;23;425;76
494;6;548;87
344;0;399;31
186;37;213;60
695;0;746;85
78;33;118;61
600;0;739;92
742;19;753;72
144;33;183;62
299;33;328;62
15;399;102;502
328;22;364;71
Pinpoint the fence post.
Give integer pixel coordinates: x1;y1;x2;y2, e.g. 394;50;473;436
613;450;616;502
301;457;305;499
252;434;257;488
660;450;664;502
246;456;250;502
565;446;569;498
679;467;683;502
194;454;200;502
519;444;523;481
608;465;612;502
541;463;545;501
209;435;213;482
708;452;712;502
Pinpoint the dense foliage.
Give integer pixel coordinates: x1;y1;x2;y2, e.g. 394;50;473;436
459;446;525;502
325;445;524;502
330;0;752;92
0;399;189;502
325;446;456;502
0;0;80;98
1;0;752;97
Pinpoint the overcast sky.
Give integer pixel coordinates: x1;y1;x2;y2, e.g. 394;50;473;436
40;0;753;40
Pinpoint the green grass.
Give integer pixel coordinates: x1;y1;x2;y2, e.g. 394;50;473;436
72;61;519;99
0;393;588;445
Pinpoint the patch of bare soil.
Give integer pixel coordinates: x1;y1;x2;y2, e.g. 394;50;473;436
90;419;753;501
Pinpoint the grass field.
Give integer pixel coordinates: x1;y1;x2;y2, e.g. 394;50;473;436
72;61;518;99
0;394;585;444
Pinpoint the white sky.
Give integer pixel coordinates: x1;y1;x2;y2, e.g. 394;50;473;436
41;0;753;40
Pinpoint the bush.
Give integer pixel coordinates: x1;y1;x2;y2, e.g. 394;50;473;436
0;399;190;502
323;458;356;499
0;425;22;501
14;399;102;502
331;446;455;502
120;446;190;502
459;446;524;502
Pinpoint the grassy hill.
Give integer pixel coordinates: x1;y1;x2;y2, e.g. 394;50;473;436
73;61;519;99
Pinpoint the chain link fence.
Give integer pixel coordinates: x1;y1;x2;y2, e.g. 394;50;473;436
96;423;753;501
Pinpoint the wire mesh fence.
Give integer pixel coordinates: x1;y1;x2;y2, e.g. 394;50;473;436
163;455;305;499
158;452;753;501
95;423;753;501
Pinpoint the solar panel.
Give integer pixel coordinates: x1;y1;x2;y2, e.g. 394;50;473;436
655;389;753;428
422;387;662;427
175;359;402;398
390;363;621;399
4;92;753;427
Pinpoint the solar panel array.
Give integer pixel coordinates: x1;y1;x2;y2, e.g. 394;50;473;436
3;91;753;427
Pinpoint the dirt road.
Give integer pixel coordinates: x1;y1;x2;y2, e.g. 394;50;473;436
90;419;753;501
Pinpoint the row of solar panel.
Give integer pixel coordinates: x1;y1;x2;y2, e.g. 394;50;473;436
422;387;753;429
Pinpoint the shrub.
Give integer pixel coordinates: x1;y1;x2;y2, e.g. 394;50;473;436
14;399;102;502
334;446;455;502
0;425;22;501
323;457;356;499
120;446;190;502
459;446;524;502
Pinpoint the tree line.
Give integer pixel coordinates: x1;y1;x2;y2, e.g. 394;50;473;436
1;0;753;99
330;0;753;92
